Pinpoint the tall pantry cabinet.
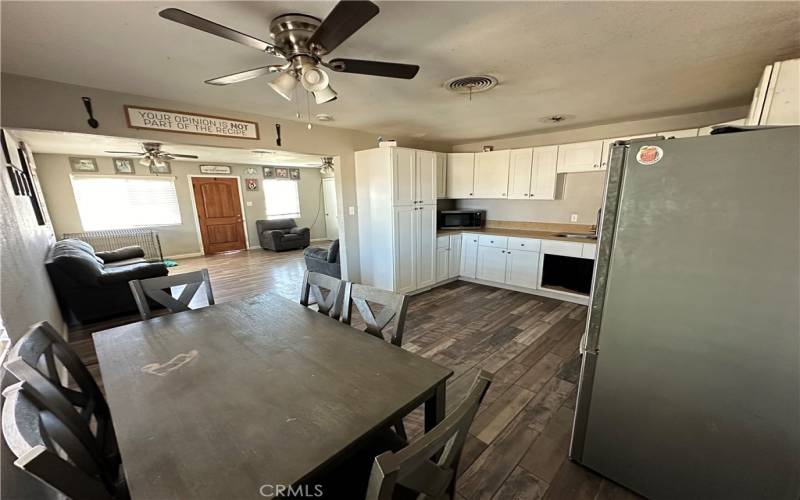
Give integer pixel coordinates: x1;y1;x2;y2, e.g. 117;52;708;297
355;147;440;294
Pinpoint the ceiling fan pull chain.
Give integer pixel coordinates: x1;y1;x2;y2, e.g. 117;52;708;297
306;91;312;130
294;86;301;120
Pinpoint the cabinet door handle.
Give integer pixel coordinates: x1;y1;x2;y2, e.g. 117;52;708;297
521;244;525;246
524;193;528;197
469;192;473;196
507;251;511;254
593;163;599;169
501;250;505;253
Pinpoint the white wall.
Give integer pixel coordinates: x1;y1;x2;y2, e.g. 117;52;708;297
451;106;748;224
33;153;329;257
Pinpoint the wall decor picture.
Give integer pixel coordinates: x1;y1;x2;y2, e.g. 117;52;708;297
200;165;232;174
290;169;300;180
263;166;274;178
150;161;171;175
244;167;258;176
275;167;289;179
113;158;135;174
69;157;99;172
245;178;259;191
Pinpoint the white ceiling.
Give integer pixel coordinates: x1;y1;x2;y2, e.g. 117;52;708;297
2;1;799;143
10;129;327;167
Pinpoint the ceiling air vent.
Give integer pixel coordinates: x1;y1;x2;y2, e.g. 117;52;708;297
444;75;498;95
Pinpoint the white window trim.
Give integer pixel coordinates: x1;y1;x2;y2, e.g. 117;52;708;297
70;174;183;231
186;175;250;255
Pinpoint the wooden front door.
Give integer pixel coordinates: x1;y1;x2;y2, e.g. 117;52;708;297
191;177;246;254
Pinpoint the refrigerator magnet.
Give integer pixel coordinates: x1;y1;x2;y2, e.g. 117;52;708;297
636;145;663;165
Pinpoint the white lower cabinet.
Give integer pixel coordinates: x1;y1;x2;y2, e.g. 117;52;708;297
476;246;507;282
448;235;461;278
505;249;540;288
436;234;463;283
393;207;417;293
460;234;479;278
436;247;449;282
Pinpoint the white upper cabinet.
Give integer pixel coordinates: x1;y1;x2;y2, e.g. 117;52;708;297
435;152;447;199
473;150;510;198
556;140;604;173
658;128;698;138
446;153;475;198
415;150;438;205
599;134;655;170
507;148;533;199
760;58;799;125
530;145;558;200
392;148;416;206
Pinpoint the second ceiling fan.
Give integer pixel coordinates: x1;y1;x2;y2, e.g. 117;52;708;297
159;0;420;104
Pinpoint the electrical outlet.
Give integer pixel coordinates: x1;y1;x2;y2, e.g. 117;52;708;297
246;201;253;207
570;213;579;222
348;206;356;216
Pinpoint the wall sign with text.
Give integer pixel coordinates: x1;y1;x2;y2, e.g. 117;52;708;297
125;106;260;140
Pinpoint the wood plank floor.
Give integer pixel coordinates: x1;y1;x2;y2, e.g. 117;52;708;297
69;246;642;500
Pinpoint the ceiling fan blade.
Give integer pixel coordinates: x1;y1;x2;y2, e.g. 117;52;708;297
159;8;283;57
105;151;145;155
327;58;419;79
205;65;285;86
167;154;200;159
308;1;379;55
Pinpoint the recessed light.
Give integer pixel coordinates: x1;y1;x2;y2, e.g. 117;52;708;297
315;113;334;122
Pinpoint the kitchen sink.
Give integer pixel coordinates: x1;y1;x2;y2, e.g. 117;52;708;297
555;233;598;240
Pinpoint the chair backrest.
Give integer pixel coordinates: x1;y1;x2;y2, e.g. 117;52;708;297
129;268;214;320
2;321;124;499
342;283;409;346
300;271;345;318
257;219;296;232
365;371;493;500
2;383;120;500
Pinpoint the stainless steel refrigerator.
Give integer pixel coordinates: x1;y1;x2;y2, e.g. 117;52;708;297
569;126;800;499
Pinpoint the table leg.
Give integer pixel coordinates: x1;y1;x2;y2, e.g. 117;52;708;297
425;382;446;432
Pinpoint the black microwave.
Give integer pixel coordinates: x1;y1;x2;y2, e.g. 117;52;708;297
437;210;486;229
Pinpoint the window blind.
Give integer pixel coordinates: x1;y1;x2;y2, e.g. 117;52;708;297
263;179;301;220
71;175;182;231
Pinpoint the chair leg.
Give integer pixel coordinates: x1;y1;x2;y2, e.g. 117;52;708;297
393;418;408;442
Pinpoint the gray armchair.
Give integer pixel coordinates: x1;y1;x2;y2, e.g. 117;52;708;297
256;219;310;251
304;239;341;278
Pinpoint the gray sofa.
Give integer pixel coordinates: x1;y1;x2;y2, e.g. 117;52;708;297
303;239;341;278
45;238;168;324
256;219;310;251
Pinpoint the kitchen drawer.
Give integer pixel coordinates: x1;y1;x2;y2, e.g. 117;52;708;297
437;235;450;249
541;240;583;258
582;243;597;259
508;237;541;252
478;235;508;248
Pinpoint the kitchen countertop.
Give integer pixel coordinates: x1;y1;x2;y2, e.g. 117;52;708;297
436;227;598;244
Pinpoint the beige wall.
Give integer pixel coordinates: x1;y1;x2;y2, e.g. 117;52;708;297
0;138;63;500
33;153;328;257
452;106;748;224
1;73;448;279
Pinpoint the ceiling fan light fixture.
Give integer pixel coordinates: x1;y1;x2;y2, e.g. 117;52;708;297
138;158;152;167
300;65;329;92
153;158;167;168
313;85;338;104
269;72;297;101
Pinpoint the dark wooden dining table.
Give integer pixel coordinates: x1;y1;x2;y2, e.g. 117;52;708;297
94;292;452;499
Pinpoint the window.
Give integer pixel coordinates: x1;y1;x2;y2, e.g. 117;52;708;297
263;179;301;219
71;175;181;231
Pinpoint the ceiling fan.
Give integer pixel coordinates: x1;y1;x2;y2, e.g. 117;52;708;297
105;142;198;168
158;0;420;104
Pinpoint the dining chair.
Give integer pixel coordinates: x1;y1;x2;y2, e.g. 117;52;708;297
129;268;214;320
299;270;345;319
365;371;493;500
2;381;127;500
2;321;126;499
341;283;409;347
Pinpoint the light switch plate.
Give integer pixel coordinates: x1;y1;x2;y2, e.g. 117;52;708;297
348;206;356;215
570;213;579;222
246;201;253;207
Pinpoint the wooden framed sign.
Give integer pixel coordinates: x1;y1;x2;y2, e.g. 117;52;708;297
125;105;260;140
199;165;232;174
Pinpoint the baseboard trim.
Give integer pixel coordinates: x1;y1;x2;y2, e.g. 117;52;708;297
456;277;589;305
166;252;204;260
310;238;329;242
